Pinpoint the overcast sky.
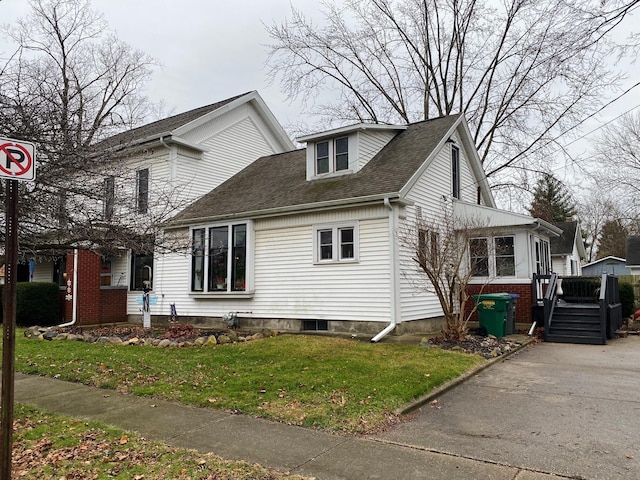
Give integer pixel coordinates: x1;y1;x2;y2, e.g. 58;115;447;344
1;0;321;130
2;0;639;179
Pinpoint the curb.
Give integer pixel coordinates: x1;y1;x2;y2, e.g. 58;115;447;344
395;337;536;415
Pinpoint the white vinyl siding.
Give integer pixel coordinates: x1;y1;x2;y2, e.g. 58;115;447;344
356;130;397;170
398;131;490;321
142;209;391;323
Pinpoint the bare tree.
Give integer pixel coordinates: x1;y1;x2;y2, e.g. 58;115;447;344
589;111;640;217
266;0;639;187
400;208;493;341
576;189;626;262
0;0;170;256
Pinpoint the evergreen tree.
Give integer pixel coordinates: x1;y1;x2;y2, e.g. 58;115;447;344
528;174;577;223
596;219;628;259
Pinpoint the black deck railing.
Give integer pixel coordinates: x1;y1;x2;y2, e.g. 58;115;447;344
532;273;623;343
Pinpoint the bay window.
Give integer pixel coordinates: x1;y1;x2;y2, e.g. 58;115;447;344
191;222;249;293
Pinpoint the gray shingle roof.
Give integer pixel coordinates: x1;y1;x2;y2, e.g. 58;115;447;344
627;236;640;266
551;221;578;255
95;92;252;151
170;114;461;224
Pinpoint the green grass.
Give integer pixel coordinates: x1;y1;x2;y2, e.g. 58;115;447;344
14;333;483;433
12;404;305;479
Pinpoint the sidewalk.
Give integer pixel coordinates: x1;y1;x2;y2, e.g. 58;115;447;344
15;372;563;480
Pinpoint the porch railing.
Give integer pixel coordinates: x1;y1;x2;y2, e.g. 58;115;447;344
532;273;623;343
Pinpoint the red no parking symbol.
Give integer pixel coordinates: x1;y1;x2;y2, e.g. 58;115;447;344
0;139;36;181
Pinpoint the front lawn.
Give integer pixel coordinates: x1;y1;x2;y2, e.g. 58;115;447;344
15;332;483;433
12;404;307;479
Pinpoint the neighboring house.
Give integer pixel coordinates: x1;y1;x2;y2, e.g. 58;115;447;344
550;221;585;276
30;91;294;326
582;256;631;276
154;114;559;338
626;236;640;275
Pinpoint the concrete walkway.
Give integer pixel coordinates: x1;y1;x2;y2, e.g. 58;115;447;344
14;344;575;480
375;336;640;480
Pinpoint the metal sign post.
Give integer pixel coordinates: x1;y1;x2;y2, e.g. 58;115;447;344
0;138;36;480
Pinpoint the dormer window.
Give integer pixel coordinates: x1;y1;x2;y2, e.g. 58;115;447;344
299;123;406;181
316;137;349;175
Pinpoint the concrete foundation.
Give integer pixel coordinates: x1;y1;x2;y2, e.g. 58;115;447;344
127;314;446;337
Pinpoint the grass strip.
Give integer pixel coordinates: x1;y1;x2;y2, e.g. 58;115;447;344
15;333;483;433
12;403;306;479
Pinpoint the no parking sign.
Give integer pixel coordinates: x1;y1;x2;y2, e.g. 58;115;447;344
0;138;36;181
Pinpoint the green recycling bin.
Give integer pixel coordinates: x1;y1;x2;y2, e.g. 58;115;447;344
472;293;511;337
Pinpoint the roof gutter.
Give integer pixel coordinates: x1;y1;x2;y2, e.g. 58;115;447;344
165;194;410;230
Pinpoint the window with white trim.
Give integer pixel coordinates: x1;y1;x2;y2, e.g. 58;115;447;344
136;168;149;214
451;145;460;199
315;136;350;175
314;223;358;263
190;223;249;292
470;236;516;277
104;176;115;221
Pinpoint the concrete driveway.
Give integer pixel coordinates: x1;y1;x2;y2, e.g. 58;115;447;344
374;336;640;480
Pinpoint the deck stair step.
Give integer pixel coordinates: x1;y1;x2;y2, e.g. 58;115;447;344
547;303;603;345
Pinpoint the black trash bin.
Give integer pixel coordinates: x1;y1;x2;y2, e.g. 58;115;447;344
506;293;519;335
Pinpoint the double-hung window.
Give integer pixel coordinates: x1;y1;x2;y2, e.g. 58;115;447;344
470;236;516;277
314;223;358;263
495;236;515;276
104;176;115;221
469;238;489;277
136;168;149;214
315;137;350;175
451;145;460;199
191;223;249;293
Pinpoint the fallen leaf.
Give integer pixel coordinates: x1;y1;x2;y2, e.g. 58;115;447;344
119;435;128;445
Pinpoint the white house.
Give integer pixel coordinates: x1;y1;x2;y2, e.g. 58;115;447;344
550;221;585;276
30;91;294;326
153;114;559;339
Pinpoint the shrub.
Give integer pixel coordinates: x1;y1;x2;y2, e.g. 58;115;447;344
1;282;61;327
619;282;635;319
561;277;600;301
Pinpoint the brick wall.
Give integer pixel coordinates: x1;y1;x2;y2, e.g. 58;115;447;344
465;282;533;325
60;250;127;326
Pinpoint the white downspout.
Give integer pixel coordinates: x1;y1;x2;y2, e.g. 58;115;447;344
371;197;398;343
58;248;78;328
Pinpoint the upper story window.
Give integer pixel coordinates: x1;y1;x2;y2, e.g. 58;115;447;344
315;136;350;175
104;176;115;221
136;168;149;214
451;145;460;199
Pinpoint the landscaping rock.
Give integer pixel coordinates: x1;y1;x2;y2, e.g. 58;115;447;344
194;337;207;346
96;336;111;344
205;336;218;346
42;331;58;341
252;332;264;341
217;334;231;345
109;337;123;345
157;339;171;348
